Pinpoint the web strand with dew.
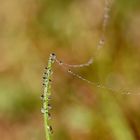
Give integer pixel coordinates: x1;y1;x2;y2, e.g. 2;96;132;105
54;54;140;96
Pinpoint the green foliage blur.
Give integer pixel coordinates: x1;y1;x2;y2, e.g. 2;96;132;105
0;0;140;140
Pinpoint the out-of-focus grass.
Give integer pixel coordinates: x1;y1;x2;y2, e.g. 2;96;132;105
0;0;140;140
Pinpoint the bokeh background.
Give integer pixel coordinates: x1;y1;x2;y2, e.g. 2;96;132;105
0;0;140;140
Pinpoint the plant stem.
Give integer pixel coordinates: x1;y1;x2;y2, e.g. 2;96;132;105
43;53;55;140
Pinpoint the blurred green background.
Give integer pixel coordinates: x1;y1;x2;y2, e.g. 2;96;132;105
0;0;140;140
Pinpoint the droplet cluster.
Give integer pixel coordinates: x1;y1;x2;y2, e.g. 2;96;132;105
55;56;93;68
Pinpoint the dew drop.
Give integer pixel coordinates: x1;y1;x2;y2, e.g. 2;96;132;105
40;94;44;100
99;39;105;45
48;96;51;100
59;61;63;65
126;91;131;95
44;72;47;76
51;53;55;56
48;113;51;120
43;76;46;79
97;84;101;88
104;14;109;19
41;108;48;114
47;126;53;134
68;69;71;73
50;53;56;61
48;104;52;110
